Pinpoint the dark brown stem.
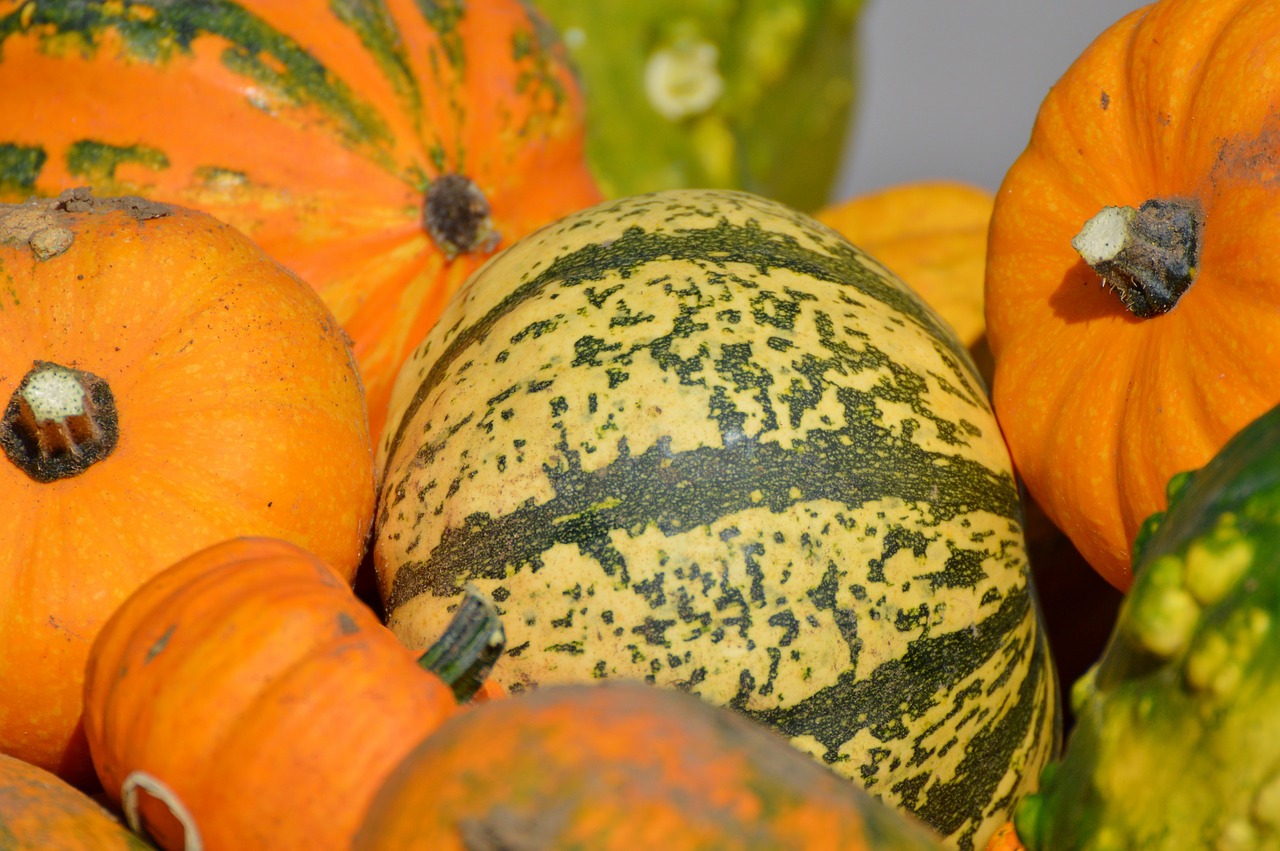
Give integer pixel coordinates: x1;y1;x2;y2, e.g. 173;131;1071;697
423;174;499;259
0;360;119;482
1071;197;1203;319
416;584;505;703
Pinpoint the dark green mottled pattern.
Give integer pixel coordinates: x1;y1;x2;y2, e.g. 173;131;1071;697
378;190;1057;850
386;394;1017;609
383;209;980;467
0;143;45;194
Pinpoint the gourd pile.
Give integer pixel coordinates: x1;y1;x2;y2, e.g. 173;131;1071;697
0;1;1273;849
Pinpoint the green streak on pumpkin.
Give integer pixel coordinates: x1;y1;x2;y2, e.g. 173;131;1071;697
382;206;982;466
413;0;466;71
329;0;425;142
0;143;45;195
386;406;1018;612
66;140;169;185
2;0;395;161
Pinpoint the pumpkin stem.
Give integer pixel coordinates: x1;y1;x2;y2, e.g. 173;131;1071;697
1071;197;1203;319
423;174;499;259
0;360;119;482
417;583;505;703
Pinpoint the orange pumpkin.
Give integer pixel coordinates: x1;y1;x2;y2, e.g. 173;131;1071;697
84;536;504;851
816;181;994;358
0;191;375;786
0;0;602;444
0;753;151;850
984;0;1280;589
353;682;945;851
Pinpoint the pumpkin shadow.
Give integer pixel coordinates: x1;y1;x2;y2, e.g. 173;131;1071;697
1047;259;1126;325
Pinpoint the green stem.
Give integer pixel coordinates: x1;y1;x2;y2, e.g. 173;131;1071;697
416;584;505;703
1071;197;1203;319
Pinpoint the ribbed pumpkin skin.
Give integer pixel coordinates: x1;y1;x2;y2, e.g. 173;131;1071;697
0;753;150;850
0;0;602;442
354;682;945;851
376;189;1060;849
0;195;373;787
83;537;461;851
985;0;1280;590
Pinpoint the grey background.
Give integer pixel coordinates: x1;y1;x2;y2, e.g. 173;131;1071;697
834;0;1149;200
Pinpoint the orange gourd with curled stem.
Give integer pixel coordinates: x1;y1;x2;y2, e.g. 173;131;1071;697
0;0;602;443
985;0;1280;589
83;536;504;851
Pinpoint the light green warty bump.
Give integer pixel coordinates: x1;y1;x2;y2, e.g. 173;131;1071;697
1252;768;1280;830
1128;554;1200;658
1184;523;1253;607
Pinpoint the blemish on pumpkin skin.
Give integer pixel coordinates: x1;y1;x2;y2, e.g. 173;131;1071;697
1100;90;1110;110
145;625;177;663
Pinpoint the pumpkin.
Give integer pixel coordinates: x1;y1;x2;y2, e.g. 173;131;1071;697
1011;398;1280;849
984;0;1280;590
354;681;945;850
532;0;863;212
375;188;1060;849
0;190;374;787
83;536;504;851
0;0;602;443
0;753;151;850
816;181;995;382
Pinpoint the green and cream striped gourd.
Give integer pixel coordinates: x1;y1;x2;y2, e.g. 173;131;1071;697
375;188;1060;850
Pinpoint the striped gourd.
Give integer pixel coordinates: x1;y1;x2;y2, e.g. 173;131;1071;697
0;0;600;442
375;189;1060;850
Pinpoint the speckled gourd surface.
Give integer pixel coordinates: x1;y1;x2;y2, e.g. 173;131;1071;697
1017;400;1280;851
531;0;863;211
375;188;1059;850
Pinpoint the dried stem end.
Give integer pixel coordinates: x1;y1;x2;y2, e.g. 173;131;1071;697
1;360;119;482
423;174;499;260
1071;197;1203;319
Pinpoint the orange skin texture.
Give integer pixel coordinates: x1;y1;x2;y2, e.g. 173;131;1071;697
0;199;374;787
83;537;466;851
0;753;149;850
817;180;995;354
983;823;1025;851
985;0;1280;589
0;0;603;445
353;682;945;851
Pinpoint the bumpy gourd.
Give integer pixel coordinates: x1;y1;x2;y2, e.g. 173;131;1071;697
1013;400;1280;850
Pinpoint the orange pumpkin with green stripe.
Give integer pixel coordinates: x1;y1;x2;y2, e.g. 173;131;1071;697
0;0;601;441
376;189;1060;849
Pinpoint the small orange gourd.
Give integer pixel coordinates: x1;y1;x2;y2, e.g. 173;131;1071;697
0;191;375;786
83;536;504;851
353;682;945;851
985;0;1280;588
